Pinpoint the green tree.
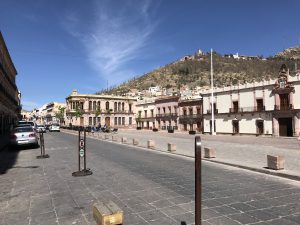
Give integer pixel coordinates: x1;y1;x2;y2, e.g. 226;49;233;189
55;106;66;124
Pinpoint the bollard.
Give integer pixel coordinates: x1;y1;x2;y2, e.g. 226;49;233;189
36;132;49;159
147;140;155;149
93;201;123;225
72;128;92;177
121;137;127;143
267;155;285;170
204;147;216;158
195;136;202;225
167;143;176;152
133;139;139;145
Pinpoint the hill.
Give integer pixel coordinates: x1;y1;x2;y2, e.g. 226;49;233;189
98;47;300;95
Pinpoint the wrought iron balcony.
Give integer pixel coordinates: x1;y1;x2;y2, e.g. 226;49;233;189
156;113;178;119
274;104;293;111
206;109;218;114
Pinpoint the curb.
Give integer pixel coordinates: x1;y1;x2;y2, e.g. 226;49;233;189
61;129;300;182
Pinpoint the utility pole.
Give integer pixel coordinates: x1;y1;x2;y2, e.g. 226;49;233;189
211;49;216;135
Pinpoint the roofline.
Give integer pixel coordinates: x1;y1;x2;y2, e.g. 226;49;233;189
66;93;137;101
0;31;18;75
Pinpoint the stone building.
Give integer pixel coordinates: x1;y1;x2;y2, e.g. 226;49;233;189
155;96;179;130
65;90;136;128
202;65;300;137
178;97;202;132
0;32;21;135
136;98;156;129
44;102;66;125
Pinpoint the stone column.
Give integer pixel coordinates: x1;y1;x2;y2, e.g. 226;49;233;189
289;92;294;108
275;94;280;109
294;115;299;136
272;117;279;137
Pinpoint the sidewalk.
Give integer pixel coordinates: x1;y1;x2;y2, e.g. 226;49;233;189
63;129;300;181
0;134;9;151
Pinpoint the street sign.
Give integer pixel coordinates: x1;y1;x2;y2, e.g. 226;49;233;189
79;149;84;157
80;139;84;148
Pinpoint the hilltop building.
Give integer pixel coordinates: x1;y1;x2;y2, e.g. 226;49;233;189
65;90;136;128
0;32;21;135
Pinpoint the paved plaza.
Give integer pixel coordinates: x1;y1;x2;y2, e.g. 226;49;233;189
0;130;300;225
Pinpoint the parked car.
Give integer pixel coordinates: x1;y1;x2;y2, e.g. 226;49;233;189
18;121;37;130
10;126;39;148
36;125;46;133
49;124;60;132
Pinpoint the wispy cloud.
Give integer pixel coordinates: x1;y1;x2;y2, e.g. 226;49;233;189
22;100;40;110
62;0;159;85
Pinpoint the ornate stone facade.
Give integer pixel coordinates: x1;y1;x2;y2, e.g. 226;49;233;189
65;90;136;128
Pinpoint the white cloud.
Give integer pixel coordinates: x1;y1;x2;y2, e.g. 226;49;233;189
62;0;159;85
22;100;40;110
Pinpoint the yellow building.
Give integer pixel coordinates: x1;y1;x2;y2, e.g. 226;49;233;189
65;90;136;128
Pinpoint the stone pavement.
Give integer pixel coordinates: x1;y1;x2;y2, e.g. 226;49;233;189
1;131;300;225
72;128;300;181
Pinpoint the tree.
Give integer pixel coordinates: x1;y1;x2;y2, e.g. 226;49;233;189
55;106;66;124
74;105;83;119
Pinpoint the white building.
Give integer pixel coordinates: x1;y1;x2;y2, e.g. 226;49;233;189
202;65;300;137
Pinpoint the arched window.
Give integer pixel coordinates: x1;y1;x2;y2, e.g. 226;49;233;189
89;101;92;111
106;101;109;110
93;101;96;111
114;102;117;112
97;101;101;111
118;102;121;112
122;102;125;112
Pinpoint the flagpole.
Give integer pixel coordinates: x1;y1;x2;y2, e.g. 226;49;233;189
211;49;216;135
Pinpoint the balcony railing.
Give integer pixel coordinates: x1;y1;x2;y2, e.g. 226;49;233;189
206;109;218;114
229;106;265;113
179;114;202;119
156;113;178;118
274;104;293;111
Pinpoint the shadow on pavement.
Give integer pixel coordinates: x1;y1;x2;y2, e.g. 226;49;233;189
0;144;38;175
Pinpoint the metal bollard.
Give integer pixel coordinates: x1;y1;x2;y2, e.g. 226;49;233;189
195;136;202;225
72;128;92;177
36;132;49;159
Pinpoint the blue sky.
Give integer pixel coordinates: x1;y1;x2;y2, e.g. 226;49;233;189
0;0;300;110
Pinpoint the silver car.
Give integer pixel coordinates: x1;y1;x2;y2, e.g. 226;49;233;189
36;125;46;133
10;127;39;148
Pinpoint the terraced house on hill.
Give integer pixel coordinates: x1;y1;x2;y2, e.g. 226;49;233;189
65;90;136;128
0;32;21;135
202;64;300;137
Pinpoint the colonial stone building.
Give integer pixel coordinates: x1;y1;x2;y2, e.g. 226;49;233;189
202;65;300;137
65;90;136;128
155;96;179;130
178;97;202;132
136;98;156;129
0;32;21;135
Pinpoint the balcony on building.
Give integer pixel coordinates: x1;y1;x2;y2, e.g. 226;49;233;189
206;109;218;114
274;104;293;111
179;113;202;123
156;113;178;119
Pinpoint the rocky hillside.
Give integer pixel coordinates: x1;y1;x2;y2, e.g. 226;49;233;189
98;47;300;95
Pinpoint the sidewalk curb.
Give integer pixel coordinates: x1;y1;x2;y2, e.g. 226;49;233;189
202;158;300;182
61;129;300;182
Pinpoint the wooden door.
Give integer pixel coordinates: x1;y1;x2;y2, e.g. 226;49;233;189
105;117;110;127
